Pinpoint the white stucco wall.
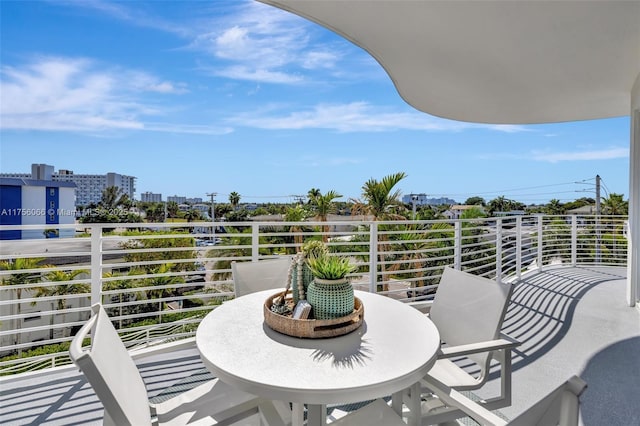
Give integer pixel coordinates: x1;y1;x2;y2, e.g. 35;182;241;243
628;72;640;306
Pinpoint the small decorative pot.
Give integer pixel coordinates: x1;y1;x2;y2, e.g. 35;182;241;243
307;278;355;320
292;262;314;303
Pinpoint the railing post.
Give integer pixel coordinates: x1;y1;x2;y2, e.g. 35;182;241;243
571;216;578;266
251;223;260;262
90;225;102;306
516;216;522;281
537;216;543;271
496;219;503;283
454;221;461;270
369;223;378;293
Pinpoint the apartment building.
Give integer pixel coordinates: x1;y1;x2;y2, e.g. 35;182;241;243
1;164;136;207
141;192;163;202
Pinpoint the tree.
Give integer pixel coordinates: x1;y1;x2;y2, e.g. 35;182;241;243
0;258;46;349
100;186;129;209
166;201;179;218
546;199;565;215
140;202;165;222
34;269;89;337
351;172;407;291
80;186;141;224
601;193;628;215
464;196;486;206
351;172;407;220
488;196;507;214
309;190;342;242
307;188;321;203
184;209;202;222
144;263;185;322
229;192;241;210
285;205;309;249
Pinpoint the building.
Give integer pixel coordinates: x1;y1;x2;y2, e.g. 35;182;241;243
141;192;162;203
0;164;136;207
167;195;187;204
402;194;457;206
443;205;486;220
0;177;76;240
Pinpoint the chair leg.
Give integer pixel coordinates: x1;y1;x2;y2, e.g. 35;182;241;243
291;403;304;426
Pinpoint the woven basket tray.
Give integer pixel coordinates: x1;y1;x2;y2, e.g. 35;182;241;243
263;293;364;339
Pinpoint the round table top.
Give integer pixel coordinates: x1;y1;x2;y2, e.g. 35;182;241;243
196;289;440;405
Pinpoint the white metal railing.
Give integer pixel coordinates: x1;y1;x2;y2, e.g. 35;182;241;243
0;215;628;374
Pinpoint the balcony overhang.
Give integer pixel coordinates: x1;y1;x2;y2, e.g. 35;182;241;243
259;0;640;125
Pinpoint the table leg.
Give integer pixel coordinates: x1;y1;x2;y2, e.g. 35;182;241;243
292;403;305;426
407;382;421;426
392;390;403;416
307;404;326;426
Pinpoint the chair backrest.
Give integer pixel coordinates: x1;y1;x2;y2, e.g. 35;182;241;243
231;256;292;297
70;304;151;426
430;267;513;379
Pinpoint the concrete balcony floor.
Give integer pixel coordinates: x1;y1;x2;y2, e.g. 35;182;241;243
1;266;638;426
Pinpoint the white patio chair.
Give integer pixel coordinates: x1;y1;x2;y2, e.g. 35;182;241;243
420;374;587;426
70;303;290;426
406;267;519;425
231;256;293;297
328;399;407;425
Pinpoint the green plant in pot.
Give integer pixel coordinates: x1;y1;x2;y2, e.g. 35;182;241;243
289;241;329;303
306;253;357;320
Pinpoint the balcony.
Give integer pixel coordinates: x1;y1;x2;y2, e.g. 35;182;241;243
1;215;638;425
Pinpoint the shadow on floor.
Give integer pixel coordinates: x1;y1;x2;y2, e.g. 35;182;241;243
580;336;640;426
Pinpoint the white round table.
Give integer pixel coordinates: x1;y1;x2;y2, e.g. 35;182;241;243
196;289;440;426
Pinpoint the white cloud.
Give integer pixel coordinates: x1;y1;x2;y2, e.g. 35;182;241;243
531;148;629;163
0;57;217;134
228;102;531;133
214;66;303;84
192;2;347;84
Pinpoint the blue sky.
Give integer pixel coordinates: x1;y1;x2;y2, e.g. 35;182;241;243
0;0;631;205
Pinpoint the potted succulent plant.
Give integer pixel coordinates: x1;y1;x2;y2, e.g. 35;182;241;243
289;240;329;303
306;252;357;320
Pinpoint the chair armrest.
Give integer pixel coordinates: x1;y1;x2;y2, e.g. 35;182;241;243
438;334;519;359
407;300;433;314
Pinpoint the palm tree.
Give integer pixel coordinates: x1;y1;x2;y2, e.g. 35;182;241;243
307;188;321;203
601;193;628;215
102;270;145;328
184;209;201;222
310;190;342;242
0;258;46;349
351;172;407;291
144;263;185;323
229;192;241;211
35;270;89;311
546;199;565;215
100;186;129;209
34;269;89;338
166;201;179;218
285;205;308;250
488;195;507;215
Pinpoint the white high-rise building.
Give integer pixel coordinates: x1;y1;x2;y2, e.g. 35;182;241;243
141;192;162;202
0;164;136;207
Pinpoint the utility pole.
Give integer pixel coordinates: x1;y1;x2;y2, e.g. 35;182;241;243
595;174;601;215
291;195;306;205
409;193;427;220
595;175;601;263
163;198;167;222
207;192;217;242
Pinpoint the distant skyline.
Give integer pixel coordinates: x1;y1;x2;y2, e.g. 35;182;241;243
0;1;632;205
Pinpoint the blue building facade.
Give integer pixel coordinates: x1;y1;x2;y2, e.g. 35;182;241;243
0;178;76;240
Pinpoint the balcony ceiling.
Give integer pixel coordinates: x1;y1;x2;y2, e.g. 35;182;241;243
259;1;640;124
